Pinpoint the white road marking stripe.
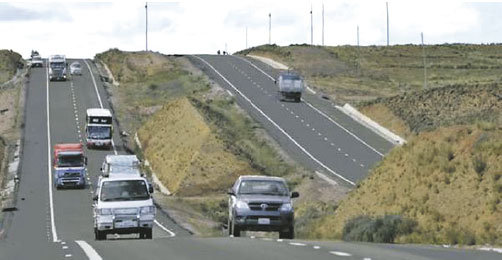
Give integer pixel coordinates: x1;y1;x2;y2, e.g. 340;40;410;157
363;258;372;260
303;101;384;157
154;219;176;237
194;55;356;186
289;242;306;246
62;246;68;249
316;171;338;186
360;164;365;167
46;64;58;243
65;254;72;258
75;240;102;260
313;246;321;249
276;239;283;242
330;251;352;256
306;86;316;94
226;90;234;97
261;238;273;241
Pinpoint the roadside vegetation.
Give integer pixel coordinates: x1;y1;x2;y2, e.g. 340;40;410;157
0;50;25;227
95;49;345;236
238;44;502;104
239;44;502;245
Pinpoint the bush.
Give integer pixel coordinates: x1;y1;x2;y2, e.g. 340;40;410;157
342;215;417;243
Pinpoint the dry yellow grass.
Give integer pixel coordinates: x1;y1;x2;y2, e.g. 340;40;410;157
359;103;412;139
138;98;256;196
312;125;502;245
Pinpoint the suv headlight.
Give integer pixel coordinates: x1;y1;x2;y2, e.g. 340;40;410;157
280;203;292;212
98;208;112;215
140;206;155;215
235;201;249;210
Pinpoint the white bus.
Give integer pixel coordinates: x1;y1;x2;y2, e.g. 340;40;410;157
86;108;113;149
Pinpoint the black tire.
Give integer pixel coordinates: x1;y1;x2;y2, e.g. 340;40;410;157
295;96;301;102
231;218;240;237
95;229;106;240
141;228;153;239
228;218;233;236
279;226;294;239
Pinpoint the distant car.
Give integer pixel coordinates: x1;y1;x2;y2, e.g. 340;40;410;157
227;175;299;239
70;62;82;75
277;71;304;102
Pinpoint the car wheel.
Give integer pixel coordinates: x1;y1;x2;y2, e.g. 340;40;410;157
95;229;106;240
227;218;233;236
279;226;294;239
144;228;153;239
231;218;240;237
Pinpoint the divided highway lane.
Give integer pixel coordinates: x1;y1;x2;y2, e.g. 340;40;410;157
191;55;387;185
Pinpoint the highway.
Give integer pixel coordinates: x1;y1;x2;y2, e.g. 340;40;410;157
0;56;499;260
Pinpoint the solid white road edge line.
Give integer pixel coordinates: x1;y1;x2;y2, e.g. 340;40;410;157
83;59;118;156
154;219;176;237
46;64;59;242
239;55;384;157
84;59;176;237
75;240;103;260
193;55;355;186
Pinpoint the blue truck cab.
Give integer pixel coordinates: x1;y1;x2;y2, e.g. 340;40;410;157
53;143;87;189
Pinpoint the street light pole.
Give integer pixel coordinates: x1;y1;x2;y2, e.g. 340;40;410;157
145;2;148;51
246;27;248;49
310;5;313;45
422;32;427;89
268;13;271;44
386;2;389;46
322;3;324;46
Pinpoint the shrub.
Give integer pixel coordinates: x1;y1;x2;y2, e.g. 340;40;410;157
472;156;487;176
342;215;417;243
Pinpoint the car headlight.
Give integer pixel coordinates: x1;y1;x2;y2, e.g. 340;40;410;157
98;208;112;215
140;206;155;215
280;203;292;211
235;201;249;210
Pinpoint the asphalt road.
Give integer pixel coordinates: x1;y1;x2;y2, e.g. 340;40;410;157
0;57;500;260
190;55;393;186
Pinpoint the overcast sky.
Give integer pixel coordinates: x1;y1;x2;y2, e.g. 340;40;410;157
1;0;502;58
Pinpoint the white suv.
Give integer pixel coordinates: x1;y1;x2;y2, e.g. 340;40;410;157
93;176;155;240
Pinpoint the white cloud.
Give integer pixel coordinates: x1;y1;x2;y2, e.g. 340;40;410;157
0;0;499;58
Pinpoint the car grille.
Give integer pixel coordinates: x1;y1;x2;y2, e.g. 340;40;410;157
64;172;80;177
248;202;282;211
113;208;138;215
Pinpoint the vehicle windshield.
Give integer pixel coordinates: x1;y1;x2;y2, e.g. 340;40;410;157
238;180;289;196
71;63;81;68
57;154;84;167
88;125;111;139
282;74;301;81
100;180;150;201
51;62;65;69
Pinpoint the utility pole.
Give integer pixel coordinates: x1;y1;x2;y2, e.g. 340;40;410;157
386;2;389;46
310;5;313;45
145;2;148;51
246;27;248;49
322;3;325;46
268;13;272;44
422;32;427;89
357;25;360;46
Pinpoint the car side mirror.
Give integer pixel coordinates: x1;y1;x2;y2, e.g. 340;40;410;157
227;188;235;196
92;194;98;201
291;191;299;198
148;184;154;194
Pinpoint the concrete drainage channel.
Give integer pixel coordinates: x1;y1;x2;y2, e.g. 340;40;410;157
0;140;21;237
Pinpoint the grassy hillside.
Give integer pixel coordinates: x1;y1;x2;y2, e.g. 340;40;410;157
238;44;502;104
239;44;502;245
0;50;22;84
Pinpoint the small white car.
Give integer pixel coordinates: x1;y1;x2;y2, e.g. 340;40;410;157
70;61;82;75
93;176;155;240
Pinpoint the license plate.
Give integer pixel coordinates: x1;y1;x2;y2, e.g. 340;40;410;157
115;219;137;228
258;218;270;225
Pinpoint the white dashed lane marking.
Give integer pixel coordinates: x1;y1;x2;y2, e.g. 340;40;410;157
289;242;307;246
330;251;352;257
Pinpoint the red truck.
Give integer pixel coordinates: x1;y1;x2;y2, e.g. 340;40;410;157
53;143;87;189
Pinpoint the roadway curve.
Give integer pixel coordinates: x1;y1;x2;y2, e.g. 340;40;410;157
0;56;499;260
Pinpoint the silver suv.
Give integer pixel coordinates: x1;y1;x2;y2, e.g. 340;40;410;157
227;176;299;239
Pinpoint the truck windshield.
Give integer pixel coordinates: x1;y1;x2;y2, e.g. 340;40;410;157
57;154;84;167
100;180;149;201
51;62;65;69
88;125;111;139
238;180;289;196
